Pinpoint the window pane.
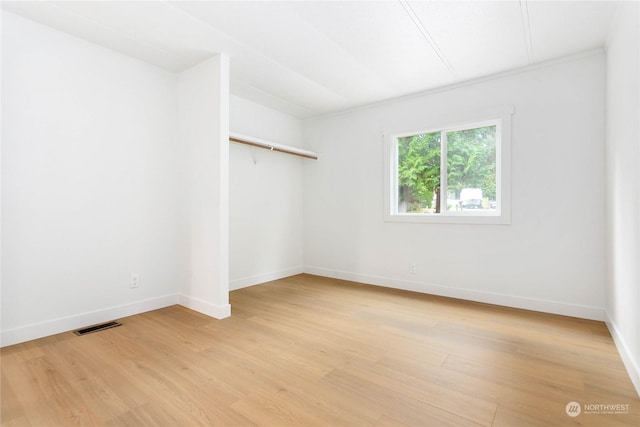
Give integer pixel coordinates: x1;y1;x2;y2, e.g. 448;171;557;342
397;132;441;213
446;125;496;212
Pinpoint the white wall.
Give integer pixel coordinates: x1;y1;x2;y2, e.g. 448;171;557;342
229;96;304;290
303;52;606;320
0;12;301;346
1;12;180;345
605;1;640;395
178;55;231;318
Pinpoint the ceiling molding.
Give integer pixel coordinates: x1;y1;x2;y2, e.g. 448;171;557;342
2;1;615;118
306;48;604;122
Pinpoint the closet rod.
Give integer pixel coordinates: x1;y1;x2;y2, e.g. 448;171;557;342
229;132;318;160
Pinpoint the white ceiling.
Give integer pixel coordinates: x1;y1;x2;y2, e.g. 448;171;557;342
1;1;619;118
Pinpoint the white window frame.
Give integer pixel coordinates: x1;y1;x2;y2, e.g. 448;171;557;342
384;106;513;225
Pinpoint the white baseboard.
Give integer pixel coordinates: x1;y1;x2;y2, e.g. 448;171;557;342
0;294;179;348
303;266;606;321
605;313;640;398
178;295;231;319
229;266;304;291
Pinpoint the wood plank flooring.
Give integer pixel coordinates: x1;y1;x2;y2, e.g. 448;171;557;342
1;274;638;426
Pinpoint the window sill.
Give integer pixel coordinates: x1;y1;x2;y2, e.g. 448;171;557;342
384;212;511;225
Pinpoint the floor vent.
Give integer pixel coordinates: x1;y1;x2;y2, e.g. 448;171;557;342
74;321;122;336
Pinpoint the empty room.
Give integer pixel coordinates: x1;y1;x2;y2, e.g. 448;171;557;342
1;1;639;426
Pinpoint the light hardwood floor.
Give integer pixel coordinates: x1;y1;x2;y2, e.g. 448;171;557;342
1;274;638;426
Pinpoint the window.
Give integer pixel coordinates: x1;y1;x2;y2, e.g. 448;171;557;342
384;108;512;224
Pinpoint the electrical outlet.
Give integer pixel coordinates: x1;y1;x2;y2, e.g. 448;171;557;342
409;263;417;274
130;273;140;288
